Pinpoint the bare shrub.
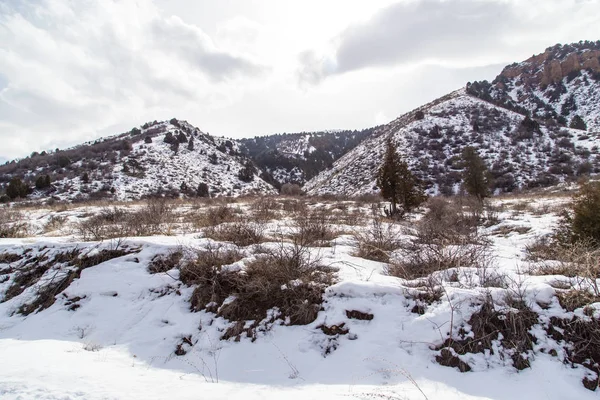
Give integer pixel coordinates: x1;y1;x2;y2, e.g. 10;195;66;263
387;241;492;280
204;220;265;247
437;297;538;372
77;200;176;240
280;199;307;214
129;198;175;235
353;212;404;262
290;208;338;246
250;197;279;222
280;183;304;196
546;316;600;391
76;208;131;241
186;241;336;332
219;242;336;325
44;215;67;233
417;197;480;245
531;240;600;297
148;250;183;274
201;205;238;227
0;208;31;238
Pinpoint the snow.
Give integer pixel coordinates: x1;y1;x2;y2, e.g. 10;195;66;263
305;90;600;196
0;197;598;399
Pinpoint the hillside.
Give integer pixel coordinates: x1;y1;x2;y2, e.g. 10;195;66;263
1;195;599;398
467;41;600;131
305;43;600;197
238;128;376;187
0;119;276;202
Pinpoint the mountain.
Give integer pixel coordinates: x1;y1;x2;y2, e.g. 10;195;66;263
238;128;377;187
305;42;600;197
2;41;600;202
0;119;276;202
467;41;600;131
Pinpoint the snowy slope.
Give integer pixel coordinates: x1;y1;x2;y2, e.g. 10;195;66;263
304;89;600;196
5;119;277;202
468;41;600;132
1;198;599;399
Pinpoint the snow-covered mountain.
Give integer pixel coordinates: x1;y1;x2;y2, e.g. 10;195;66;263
0;119;276;201
305;42;600;197
467;41;600;131
239;129;375;187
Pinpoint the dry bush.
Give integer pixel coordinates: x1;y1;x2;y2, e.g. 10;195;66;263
199;204;238;227
525;235;561;262
186;241;336;332
417;197;481;245
437;297;538;372
221;243;335;325
182;245;243;311
130;197;176;235
546;316;600;391
77;200;176;240
148;250;183;274
250;197;280;222
280;199;307;214
290;208;338;246
557;289;599;312
531;240;600;297
76;208;131;241
43;215;68;233
353;212;404;263
204;220;265;247
279;183;304;196
0;208;31;238
387;242;493;281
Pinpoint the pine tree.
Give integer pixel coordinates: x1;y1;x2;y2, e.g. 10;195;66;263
197;183;209;197
461;146;491;201
376;138;426;218
238;160;255;182
569;115;587;130
188;137;194;151
6;178;29;200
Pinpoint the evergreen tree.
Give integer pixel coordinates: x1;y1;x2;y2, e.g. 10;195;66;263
188;137;194;151
196;183;209;197
238;160;255;182
6;178;30;200
569;115;587;130
376;138;426;217
82;172;90;184
461;146;491;201
35;175;51;189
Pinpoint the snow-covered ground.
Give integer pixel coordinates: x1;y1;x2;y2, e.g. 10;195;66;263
1;195;598;399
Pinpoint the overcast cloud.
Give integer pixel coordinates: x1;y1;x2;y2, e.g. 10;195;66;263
298;0;600;83
0;0;598;160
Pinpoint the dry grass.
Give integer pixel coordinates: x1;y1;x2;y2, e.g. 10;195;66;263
417;197;482;245
2;245;136;314
530;240;600;297
437;297;538;372
76;198;176;240
0;208;31;238
387;242;493;281
204;220;266;247
290;208;339;246
353;213;404;263
186;241;336;333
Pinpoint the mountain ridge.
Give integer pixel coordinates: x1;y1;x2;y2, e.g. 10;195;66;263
1;40;600;202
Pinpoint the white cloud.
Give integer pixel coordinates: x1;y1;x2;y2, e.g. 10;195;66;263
0;0;597;160
0;0;267;158
298;0;600;83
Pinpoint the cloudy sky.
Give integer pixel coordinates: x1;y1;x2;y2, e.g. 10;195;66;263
0;0;598;161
